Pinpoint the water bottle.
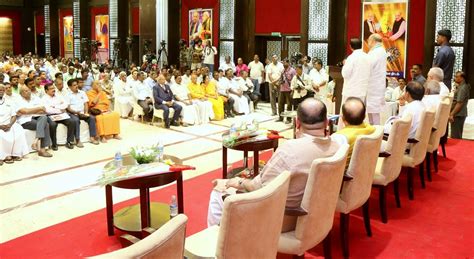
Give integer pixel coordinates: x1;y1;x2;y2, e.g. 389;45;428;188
170;195;178;218
114;151;123;168
156;140;164;162
229;123;237;137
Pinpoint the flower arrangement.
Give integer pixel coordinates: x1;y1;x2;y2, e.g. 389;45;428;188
130;145;159;164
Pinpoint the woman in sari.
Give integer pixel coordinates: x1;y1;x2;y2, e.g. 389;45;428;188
203;75;225;120
87;80;121;143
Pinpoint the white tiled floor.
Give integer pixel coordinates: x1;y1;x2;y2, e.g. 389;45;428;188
0;104;293;243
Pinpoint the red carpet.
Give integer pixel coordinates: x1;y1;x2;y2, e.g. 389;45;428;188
2;140;474;258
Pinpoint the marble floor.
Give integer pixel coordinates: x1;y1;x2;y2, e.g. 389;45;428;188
0;103;294;243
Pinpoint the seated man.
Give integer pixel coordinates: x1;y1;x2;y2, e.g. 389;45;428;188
153;75;182;128
66;79;100;145
0;84;29;165
427;67;450;97
133;71;154;122
170;75;200;126
207;98;346;231
235;71;259;110
333;97;375;172
384;81;426;139
422;80;442;111
17;86;53;157
42;83;76;149
214;71;235;118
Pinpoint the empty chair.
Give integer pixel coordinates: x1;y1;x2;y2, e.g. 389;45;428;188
185;171;291;259
401;109;435;200
89;214;188;259
336;126;383;258
372;114;412;223
278;144;349;259
426;99;450;179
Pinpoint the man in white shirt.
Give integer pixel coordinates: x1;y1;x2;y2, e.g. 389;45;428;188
54;77;69;98
16;86;53;157
203;40;218;73
181;68;192;86
427;67;450;97
235;71;258;110
248;54;264;100
133;71;154;122
170;75;199;126
291;64;313;108
224;69;250;115
309;58;329;104
391;77;407;102
218;56;236;74
366;34;388;125
267;55;285;116
66;79;99;145
3;83;19;103
422;80;442;111
42;83;76;149
62;65;79;85
341;38;370;104
215;71;235;117
25;77;44;99
113;71;134;118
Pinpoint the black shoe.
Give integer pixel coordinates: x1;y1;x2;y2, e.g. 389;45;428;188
65;142;74;149
171;121;180;127
275;117;283;122
285;119;292;124
52;145;58;151
164;123;170;128
229;113;235;118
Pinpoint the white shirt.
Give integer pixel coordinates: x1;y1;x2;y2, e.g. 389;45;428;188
234;77;254;92
218;77;235;96
203;46;217;65
170;83;190;101
55;86;70;99
400;100;426;139
0;99;15;125
16;96;44;124
341;49;370;98
391;87;405;102
422;95;441;112
113;79;134;104
67;90;88;113
367;45;388;113
133;80;153;101
219;62;236;73
268;62;284;83
290;73;312;98
181;75;191;87
248;61;264;82
309;67;328;87
439;82;450;97
42;94;69;114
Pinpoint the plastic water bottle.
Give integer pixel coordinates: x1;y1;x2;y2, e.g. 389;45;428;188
156;140;164;162
114;151;123;168
229;123;237;137
170;195;178;218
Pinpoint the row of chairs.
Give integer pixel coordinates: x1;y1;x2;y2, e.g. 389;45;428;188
90;98;451;258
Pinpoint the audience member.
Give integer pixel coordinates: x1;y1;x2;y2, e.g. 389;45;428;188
433;29;455;89
410;64;426;85
247;54;264;98
215;71;235;118
153;75;182;128
170;75;199;126
113;72;134;118
427;67;450;96
341;38;370;104
422;80;442;111
133;71;154;122
277;59;295;123
267;55;284;116
290;64;312;109
235;57;249;77
449;71;470;139
218;55;236;74
203;75;225;121
188;74;214;123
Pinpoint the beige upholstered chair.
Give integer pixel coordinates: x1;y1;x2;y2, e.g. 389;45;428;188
372;114;412;223
132;101;145;123
440;95;453;157
336;126;383;258
426;99;450;180
151;95;174;126
401;109;435;200
185;171;291;259
89;214;188;259
278;144;349;259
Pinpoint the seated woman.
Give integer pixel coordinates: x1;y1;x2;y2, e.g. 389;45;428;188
187;74;214;123
170;75;200;126
203;75;225;121
0;84;29;165
87;80;121;143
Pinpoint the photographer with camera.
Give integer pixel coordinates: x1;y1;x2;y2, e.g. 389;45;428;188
291;64;312;109
202;40;217;74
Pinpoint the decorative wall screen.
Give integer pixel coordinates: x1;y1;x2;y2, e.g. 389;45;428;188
219;0;235;63
288;41;301;57
308;43;328;67
44;5;51;55
266;41;281;60
308;0;330;65
73;0;80;58
109;0;118;60
434;0;467;80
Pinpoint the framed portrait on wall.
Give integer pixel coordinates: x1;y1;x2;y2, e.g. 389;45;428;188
362;0;408;77
95;14;109;62
63;16;74;58
189;8;212;44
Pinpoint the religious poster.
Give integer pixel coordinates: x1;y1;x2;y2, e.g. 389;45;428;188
0;17;13;54
362;1;408;77
188;8;212;45
63;16;74;58
95;14;109;62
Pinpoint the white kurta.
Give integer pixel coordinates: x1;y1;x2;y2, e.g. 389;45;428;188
0;100;29;160
223;77;250;114
290;73;312;99
113;80;134;117
170;83;200;125
367;45;388;113
400;100;426;139
341;49;370;100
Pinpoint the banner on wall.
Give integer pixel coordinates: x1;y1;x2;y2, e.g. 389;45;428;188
188;8;212;44
95;14;109;62
63;16;74;58
0;17;13;55
362;1;408;77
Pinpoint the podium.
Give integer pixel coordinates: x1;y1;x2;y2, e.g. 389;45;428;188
328;66;343;114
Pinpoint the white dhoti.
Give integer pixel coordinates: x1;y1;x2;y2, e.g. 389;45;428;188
0;124;29;160
193;100;214;124
207;189;225;227
229;94;250;114
176;101;200;125
114;97;134;118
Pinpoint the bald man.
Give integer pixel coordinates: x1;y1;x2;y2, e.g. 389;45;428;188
334;97;375;171
366;34;388;125
207;98;347;231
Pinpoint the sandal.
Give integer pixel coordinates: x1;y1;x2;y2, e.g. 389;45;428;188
4;157;14;164
31;138;39;151
12;156;22;161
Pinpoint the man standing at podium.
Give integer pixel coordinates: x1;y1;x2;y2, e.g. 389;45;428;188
341;38;370;107
366;34;387;125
